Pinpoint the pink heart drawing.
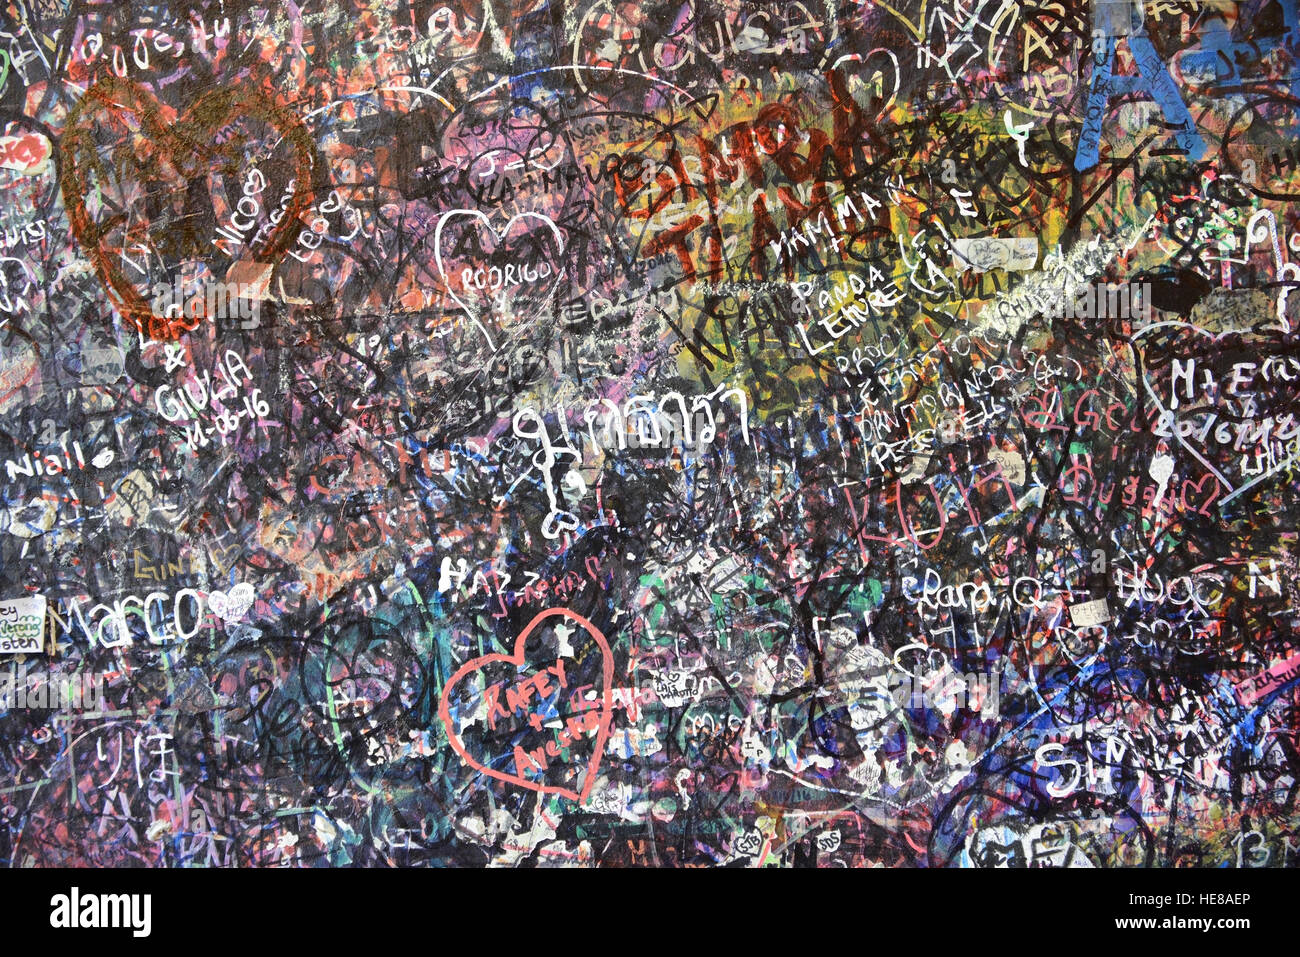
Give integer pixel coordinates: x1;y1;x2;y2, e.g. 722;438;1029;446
1180;474;1222;517
438;607;613;803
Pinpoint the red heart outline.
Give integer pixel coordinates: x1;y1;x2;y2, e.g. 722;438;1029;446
60;75;315;341
438;607;614;803
1180;473;1222;517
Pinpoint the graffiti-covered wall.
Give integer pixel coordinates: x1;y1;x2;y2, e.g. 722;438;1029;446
0;0;1298;868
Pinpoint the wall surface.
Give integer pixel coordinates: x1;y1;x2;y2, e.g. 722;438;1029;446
0;0;1298;867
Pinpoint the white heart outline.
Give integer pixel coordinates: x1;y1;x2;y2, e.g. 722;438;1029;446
433;209;567;352
208;582;255;622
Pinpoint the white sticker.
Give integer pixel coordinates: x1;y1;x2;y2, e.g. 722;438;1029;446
1069;597;1111;628
0;595;45;654
951;237;1039;273
652;670;698;709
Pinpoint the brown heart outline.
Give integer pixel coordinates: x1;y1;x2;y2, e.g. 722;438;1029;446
60;75;315;341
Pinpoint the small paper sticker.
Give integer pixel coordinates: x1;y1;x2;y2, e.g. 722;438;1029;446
1092;0;1133;38
1069;597;1111;628
0;595;46;654
951;237;1039;273
0;131;52;175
